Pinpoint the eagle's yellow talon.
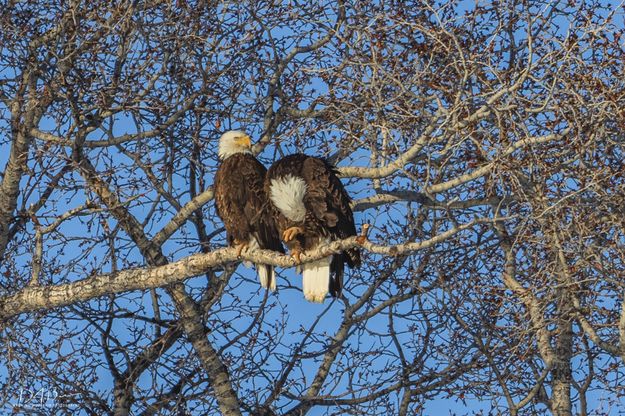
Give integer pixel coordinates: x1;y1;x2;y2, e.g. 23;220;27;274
234;240;248;257
291;249;302;264
282;226;303;242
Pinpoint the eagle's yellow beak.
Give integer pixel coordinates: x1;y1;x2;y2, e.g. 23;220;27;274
237;134;252;148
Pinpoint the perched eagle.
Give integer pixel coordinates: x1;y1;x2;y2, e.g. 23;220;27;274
265;154;361;302
214;130;284;290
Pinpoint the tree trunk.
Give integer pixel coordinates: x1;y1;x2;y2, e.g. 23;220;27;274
551;292;573;416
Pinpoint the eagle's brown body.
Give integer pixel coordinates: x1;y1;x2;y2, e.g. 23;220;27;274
214;152;284;287
265;153;360;300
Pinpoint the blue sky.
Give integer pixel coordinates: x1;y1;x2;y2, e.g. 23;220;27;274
2;0;625;414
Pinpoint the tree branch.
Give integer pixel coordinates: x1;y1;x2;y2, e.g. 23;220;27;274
0;217;493;320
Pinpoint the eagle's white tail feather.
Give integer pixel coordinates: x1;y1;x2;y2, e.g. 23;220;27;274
257;264;276;291
302;256;331;303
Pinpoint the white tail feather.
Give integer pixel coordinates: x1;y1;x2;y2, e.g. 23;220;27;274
257;264;276;291
302;256;331;303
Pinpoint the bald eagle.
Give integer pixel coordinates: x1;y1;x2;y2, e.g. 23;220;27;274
265;154;361;302
214;130;284;290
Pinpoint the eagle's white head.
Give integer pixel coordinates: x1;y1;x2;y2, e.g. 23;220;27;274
218;130;252;160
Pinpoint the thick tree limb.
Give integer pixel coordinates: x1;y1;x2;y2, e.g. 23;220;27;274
0;217;492;320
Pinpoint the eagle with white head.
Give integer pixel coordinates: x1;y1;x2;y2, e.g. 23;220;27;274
213;130;284;290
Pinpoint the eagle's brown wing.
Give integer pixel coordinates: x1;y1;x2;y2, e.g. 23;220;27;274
301;156;361;297
214;153;284;253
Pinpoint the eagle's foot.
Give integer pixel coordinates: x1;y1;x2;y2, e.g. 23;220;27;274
291;248;303;264
282;226;303;242
233;240;249;257
356;223;370;245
